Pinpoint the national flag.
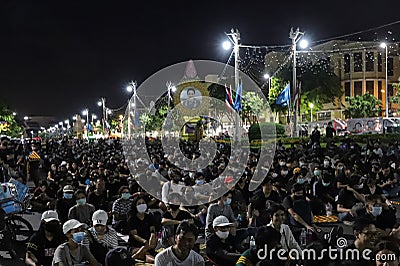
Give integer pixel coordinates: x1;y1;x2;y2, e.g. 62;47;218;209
134;110;140;127
233;82;242;111
293;81;301;112
225;84;234;110
276;83;290;107
87;123;93;132
105;120;111;129
28;151;41;161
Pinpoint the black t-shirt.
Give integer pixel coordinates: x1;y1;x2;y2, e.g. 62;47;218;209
336;188;360;209
56;198;75;223
252;189;282;210
314;181;337;202
360;185;384;196
162;210;192;233
126;213;156;247
206;234;240;266
282;195;312;226
26;231;65;266
87;190;109;211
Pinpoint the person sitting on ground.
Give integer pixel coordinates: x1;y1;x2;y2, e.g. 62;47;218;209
68;190;96;226
266;204;302;253
206;215;241;266
82;210;119;266
161;203;193;247
236;226;286;266
248;177;281;227
56;185;76;224
336;175;366;223
52;219;101;266
283;184;320;240
31;180;55;212
357;195;396;231
373;240;400;266
340;217;377;266
154;221;205;266
25;210;65;266
111;186;133;233
126;196;157;263
87;177;109;211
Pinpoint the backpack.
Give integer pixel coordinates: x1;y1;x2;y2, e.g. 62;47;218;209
105;247;135;266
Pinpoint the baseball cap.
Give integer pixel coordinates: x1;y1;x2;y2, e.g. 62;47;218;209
63;219;83;234
63;185;74;193
213;215;233;228
92;210;108;226
60;161;67;167
41;210;59;223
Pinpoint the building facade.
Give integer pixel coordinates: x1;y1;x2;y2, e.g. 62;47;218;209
265;40;400;121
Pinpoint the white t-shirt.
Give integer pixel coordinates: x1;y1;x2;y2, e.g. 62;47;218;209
154;246;205;266
161;181;184;203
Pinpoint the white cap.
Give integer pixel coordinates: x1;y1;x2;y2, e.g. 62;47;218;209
60;161;67;167
41;210;59;223
213;215;233;228
63;219;83;234
92;210;108;226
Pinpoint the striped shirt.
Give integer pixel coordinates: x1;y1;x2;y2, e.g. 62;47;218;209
112;198;133;224
82;226;119;249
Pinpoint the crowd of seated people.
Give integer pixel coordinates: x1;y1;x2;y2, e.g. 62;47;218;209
1;132;400;265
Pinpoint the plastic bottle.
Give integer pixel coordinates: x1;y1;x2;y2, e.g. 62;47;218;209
300;228;307;247
325;203;333;216
250;236;256;249
237;214;242;223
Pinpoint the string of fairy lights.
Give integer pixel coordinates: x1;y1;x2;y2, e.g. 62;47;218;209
229;20;400;83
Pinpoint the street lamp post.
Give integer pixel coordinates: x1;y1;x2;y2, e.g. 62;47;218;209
225;29;240;95
82;109;89;137
380;42;389;117
224;29;241;140
289;27;307;137
97;98;106;134
127;81;137;139
263;73;271;92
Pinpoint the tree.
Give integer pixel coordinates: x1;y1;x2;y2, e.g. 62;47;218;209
344;93;382;118
241;91;265;125
269;58;342;119
299;60;342;105
0;102;22;137
390;77;400;113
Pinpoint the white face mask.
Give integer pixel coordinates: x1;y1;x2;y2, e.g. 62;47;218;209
371;206;382;217
215;230;229;239
136;203;147;213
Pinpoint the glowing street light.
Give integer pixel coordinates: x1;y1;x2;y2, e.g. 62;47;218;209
263;73;272;92
24;116;29;120
222;40;232;51
82;109;89;125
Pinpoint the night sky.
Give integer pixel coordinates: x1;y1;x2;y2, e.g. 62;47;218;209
1;0;399;121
